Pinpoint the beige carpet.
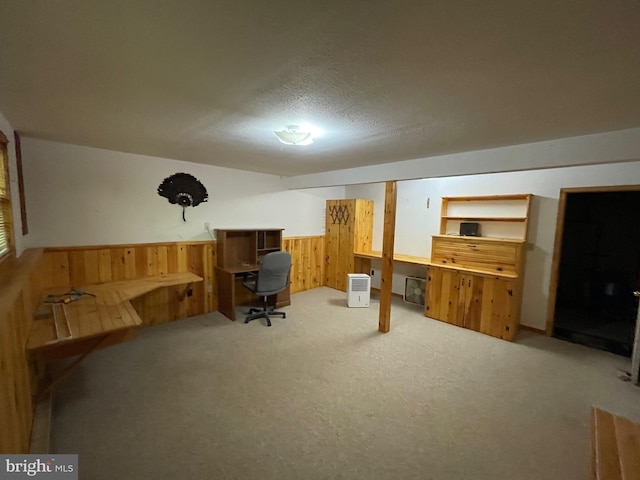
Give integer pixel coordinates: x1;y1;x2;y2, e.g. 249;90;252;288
51;287;640;480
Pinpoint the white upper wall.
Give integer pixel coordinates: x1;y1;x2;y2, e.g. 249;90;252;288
288;127;640;189
21;138;344;248
346;161;640;330
0;111;26;256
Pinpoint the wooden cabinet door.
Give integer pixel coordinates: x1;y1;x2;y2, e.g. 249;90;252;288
427;269;518;340
425;267;464;327
477;277;517;340
461;274;484;332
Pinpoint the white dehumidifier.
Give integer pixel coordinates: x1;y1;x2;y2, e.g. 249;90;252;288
347;273;370;307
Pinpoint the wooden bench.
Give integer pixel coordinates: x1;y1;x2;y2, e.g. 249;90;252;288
592;407;640;480
28;272;202;396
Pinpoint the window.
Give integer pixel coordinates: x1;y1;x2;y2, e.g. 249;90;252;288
0;130;14;258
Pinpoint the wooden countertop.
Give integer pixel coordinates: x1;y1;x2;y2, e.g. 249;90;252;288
354;250;431;266
28;272;203;351
353;250;518;279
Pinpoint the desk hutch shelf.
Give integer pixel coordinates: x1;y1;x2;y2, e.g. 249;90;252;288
215;228;290;321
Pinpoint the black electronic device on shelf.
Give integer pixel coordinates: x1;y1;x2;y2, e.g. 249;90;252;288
460;222;480;237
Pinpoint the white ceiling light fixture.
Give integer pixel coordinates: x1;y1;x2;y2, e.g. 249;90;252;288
273;125;313;145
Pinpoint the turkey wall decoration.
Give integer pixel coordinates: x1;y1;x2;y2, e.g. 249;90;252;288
157;173;208;221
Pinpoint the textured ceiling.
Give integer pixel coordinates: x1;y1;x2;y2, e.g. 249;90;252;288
1;0;640;177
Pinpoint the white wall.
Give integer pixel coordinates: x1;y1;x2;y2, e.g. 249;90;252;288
21;138;344;248
0;112;26;256
346;161;640;330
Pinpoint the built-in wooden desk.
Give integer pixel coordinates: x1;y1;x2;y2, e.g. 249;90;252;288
215;228;291;321
215;264;291;321
354;250;431;267
353;250;518;279
28;272;202;395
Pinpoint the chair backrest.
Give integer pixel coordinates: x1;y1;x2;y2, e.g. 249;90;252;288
256;251;292;295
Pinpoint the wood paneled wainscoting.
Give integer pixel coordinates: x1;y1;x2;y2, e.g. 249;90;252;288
42;236;325;320
41;242;217;326
282;236;325;294
0;249;45;453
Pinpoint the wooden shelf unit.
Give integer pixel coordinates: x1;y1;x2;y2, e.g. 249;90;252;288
216;228;285;269
439;193;532;240
426;194;533;341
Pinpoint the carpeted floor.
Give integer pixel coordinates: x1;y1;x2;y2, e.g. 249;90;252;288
51;287;640;479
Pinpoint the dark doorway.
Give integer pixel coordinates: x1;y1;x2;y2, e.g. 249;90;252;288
553;190;640;356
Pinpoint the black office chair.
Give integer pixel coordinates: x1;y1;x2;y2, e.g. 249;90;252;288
242;251;292;327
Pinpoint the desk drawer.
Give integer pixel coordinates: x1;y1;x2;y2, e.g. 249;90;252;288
431;237;521;275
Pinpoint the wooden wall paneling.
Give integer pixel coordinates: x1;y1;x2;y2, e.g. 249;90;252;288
354;199;374;253
310;236;324;289
123;247;137;279
134;246;148;278
0;249;41;454
157;245;169;275
109;248;125;281
145;246;159;276
51;251;70;288
39;251;71;289
293;238;304;293
282;240;292;284
297;238;308;293
82;250;101;285
203;243;216;313
167;244;179;273
283;236;325;293
11;293;31;445
0;306;23;453
282;238;298;293
177;244;189;272
187;244;205;317
66;250;85;286
97;248;112;283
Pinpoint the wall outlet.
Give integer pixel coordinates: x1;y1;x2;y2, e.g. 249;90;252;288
204;222;210;231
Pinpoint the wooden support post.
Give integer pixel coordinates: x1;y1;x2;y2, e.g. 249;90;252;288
379;181;397;333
